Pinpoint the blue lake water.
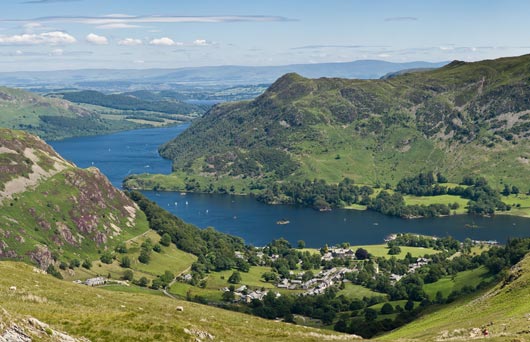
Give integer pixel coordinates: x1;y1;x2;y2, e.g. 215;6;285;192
50;124;530;247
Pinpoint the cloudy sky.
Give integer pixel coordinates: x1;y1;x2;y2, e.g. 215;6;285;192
0;0;529;71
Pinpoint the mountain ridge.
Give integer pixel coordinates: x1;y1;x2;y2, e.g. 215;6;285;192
145;54;530;193
0;60;448;88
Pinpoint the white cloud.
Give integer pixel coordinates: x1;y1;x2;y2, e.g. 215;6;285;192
23;22;42;32
118;38;142;46
97;23;141;29
4;15;292;26
193;39;208;46
149;37;179;46
0;31;76;45
86;33;108;45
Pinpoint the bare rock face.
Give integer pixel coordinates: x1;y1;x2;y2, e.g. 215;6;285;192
0;324;31;342
27;245;53;270
0;308;90;342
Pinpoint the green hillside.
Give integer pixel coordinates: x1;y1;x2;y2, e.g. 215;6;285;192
380;251;530;341
0;261;359;342
56;89;206;115
129;54;530;198
0;128;148;269
0;86;149;140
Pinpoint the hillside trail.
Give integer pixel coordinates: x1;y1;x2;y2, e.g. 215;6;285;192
163;266;191;299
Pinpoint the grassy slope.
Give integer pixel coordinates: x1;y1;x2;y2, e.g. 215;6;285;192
379;253;530;341
423;266;494;298
63;230;197;282
0;262;358;342
127;54;530;206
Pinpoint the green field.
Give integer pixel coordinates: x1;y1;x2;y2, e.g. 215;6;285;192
206;266;277;290
63;230;197;282
500;193;530;217
350;244;440;259
403;194;469;214
338;283;382;300
423;266;494;299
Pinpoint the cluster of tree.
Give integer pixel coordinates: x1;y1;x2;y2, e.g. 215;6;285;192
127;191;247;283
368;190;452;218
37;115;142;140
59;90;203;115
257;178;373;210
388;234;461;252
447;177;510;214
396;172;448;196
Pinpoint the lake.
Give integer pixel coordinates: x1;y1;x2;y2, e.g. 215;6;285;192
50;125;530;247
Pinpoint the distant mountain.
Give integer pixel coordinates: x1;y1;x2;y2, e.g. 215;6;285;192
0;128;148;269
129;54;530;193
0;60;448;89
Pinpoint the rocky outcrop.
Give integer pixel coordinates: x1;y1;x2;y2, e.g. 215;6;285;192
0;308;90;342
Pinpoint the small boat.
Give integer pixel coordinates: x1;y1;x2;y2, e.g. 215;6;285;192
180;192;187;196
276;219;290;225
465;223;479;229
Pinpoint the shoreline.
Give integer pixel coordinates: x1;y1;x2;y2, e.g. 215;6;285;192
128;186;530;220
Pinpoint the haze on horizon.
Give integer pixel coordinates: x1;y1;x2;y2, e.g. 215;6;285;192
0;0;529;72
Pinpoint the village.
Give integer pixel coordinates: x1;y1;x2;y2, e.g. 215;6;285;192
220;245;435;303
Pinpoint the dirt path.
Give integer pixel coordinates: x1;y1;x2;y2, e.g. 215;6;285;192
162;266;191;300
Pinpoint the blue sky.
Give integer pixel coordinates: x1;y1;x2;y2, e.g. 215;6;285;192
0;0;529;71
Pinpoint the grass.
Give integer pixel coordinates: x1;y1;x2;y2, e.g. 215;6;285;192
350;244;440;259
338;283;382;300
0;261;355;342
500;193;530;217
423;266;494;299
205;266;276;290
403;194;469;215
62;230;197;282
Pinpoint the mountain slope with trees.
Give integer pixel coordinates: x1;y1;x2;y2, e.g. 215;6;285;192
136;54;530;193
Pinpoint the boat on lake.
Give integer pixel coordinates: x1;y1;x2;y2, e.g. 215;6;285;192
276;219;290;225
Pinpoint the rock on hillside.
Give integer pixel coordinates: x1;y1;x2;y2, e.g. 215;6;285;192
0;128;73;202
0;129;146;269
0;307;89;342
